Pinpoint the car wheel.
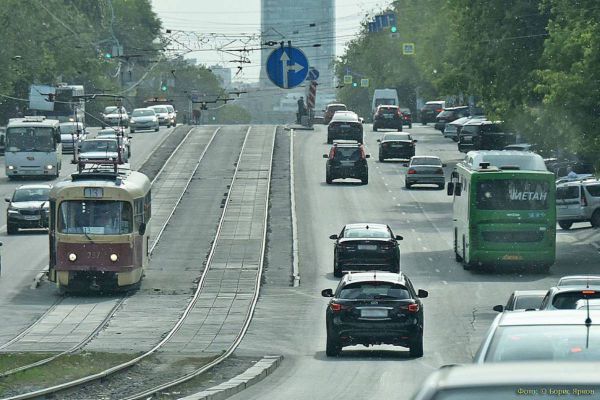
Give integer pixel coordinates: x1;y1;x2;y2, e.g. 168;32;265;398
405;181;411;189
379;154;384;162
326;331;342;357
327;137;333;144
397;127;403;132
421;122;426;125
7;224;18;235
326;173;333;184
130;129;135;133
361;175;368;185
409;333;424;358
451;137;458;142
592;210;600;228
438;184;444;190
373;126;378;132
409;124;412;129
155;127;159;132
558;220;573;230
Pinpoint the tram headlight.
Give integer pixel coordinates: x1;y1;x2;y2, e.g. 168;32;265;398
68;253;77;262
110;254;118;262
46;165;54;170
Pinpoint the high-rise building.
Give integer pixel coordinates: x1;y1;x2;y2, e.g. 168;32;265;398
260;0;335;108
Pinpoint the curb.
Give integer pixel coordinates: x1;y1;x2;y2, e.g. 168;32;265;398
179;355;283;400
290;129;300;287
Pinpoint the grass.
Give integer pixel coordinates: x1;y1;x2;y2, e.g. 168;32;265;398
0;351;137;395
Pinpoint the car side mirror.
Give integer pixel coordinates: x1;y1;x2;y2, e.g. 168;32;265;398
442;163;447;167
376;139;381;142
321;288;334;297
4;198;10;203
395;235;403;241
139;222;147;236
128;136;133;139
493;305;504;313
413;139;418;143
323;154;328;158
403;163;409;167
417;289;428;298
455;182;462;196
329;234;338;240
365;154;370;158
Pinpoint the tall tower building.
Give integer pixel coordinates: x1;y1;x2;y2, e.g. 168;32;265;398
260;0;336;105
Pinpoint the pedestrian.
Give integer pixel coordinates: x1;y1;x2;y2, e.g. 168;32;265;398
297;96;306;124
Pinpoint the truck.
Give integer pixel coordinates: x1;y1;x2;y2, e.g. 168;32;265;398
371;89;399;114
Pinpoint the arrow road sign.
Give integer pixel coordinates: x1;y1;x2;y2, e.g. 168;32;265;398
266;46;309;89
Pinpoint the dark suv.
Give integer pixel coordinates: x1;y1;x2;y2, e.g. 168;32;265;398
321;271;428;357
329;223;403;277
434;106;470;131
323;103;347;125
420;101;444;124
377;133;417;161
323;141;369;184
372;105;403;131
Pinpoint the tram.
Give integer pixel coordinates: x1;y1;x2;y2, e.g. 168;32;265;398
48;158;151;292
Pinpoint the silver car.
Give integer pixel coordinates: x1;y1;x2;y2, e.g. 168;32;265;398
556;178;600;229
78;138;128;163
129;108;159;133
97;128;131;158
411;362;600;400
59;122;86;153
405;156;445;189
102;106;129;128
148;105;172;127
5;184;52;234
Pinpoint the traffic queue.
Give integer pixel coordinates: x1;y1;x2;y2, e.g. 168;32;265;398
320;101;600;398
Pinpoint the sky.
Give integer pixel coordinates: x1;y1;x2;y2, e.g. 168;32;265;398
151;0;393;83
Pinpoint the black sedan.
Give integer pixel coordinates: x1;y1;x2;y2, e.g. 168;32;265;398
322;271;428;357
377;133;417;161
330;223;403;277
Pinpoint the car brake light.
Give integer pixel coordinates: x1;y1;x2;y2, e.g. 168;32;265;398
436;168;444;175
329;147;336;159
396;109;402;117
408;169;416;175
582;290;596;295
436;108;442;113
330;303;343;312
408;303;420;312
360;146;366;160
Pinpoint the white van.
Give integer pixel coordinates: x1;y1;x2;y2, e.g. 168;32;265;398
372;89;399;113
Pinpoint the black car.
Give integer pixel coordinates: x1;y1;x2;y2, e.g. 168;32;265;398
434;106;470;131
372;105;403;131
377;133;417;161
327;111;363;144
321;271;428;357
420;101;444;124
329;223;403;276
6;184;51;234
458;120;516;153
323;141;369;184
399;107;413;128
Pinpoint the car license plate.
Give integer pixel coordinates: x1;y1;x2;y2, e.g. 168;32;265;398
384;115;393;119
340;124;350;129
358;244;377;251
24;215;40;221
361;308;388;318
391;143;404;147
502;254;523;261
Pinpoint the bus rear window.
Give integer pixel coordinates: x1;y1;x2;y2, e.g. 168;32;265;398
476;179;550;210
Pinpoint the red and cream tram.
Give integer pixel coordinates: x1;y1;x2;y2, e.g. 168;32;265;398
48;160;151;292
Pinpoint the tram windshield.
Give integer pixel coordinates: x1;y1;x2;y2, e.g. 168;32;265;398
58;200;132;235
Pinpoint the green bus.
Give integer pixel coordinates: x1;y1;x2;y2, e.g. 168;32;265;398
447;151;556;271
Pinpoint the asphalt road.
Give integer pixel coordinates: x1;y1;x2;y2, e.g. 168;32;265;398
230;123;600;399
0;125;177;345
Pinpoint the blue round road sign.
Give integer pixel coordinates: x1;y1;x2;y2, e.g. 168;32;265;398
307;67;320;81
266;47;309;89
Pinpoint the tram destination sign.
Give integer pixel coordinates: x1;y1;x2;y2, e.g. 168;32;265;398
84;187;104;198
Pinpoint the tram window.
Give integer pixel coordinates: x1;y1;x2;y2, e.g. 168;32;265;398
58;200;133;234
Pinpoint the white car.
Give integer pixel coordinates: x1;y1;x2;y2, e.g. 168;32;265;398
148;105;172;127
102;106;129;128
97;128;131;158
129;108;159;133
78;138;128;163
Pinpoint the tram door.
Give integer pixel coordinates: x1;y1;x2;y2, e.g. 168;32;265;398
48;199;57;282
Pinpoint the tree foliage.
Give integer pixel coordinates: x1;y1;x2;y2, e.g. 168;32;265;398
337;0;600;156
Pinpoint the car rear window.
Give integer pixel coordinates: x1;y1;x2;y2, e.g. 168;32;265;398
328;105;346;112
344;227;390;238
556;186;580;200
513;295;544;310
411;157;441;166
379;107;397;114
586;185;600;197
333;147;361;160
383;134;410;141
338;282;410;300
552;291;600;309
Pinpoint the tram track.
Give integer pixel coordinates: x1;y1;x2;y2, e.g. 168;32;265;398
0;125;217;388
0;125;275;400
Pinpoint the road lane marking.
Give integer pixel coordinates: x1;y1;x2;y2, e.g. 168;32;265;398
435;268;440;272
290;129;300;287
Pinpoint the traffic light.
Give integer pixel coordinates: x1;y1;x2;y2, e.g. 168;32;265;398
104;52;112;59
391;26;397;33
160;81;167;92
352;82;358;88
